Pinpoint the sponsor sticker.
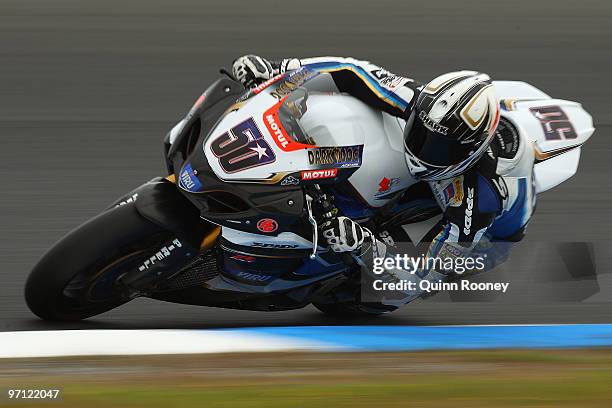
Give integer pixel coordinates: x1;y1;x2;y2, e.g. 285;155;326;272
377;177;400;192
444;176;464;207
280;175;300;185
230;254;256;263
370;68;407;90
236;271;272;282
269;68;318;100
253;242;299;249
374;177;401;200
463;187;475;235
419;110;449;135
300;168;338;181
306;145;362;168
256;218;278;233
179;162;203;192
115;193;138;207
137;238;183;272
253;73;285;94
263;101;314;152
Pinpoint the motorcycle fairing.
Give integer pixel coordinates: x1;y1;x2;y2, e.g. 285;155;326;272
493;80;594;193
165;78;309;238
201;67;365;185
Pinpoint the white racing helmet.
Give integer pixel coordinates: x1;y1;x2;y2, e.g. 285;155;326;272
404;71;500;181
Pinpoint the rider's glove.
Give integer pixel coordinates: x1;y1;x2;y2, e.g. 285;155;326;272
322;216;370;253
232;55;274;88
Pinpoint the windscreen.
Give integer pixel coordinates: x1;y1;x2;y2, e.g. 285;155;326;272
277;87;315;145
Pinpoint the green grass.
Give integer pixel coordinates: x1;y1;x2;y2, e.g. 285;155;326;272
56;375;612;408
2;349;612;407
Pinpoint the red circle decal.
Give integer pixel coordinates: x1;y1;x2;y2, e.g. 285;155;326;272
257;218;278;233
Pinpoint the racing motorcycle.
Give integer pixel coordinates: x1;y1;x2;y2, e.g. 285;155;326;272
25;67;594;320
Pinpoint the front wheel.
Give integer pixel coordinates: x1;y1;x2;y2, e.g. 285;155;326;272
25;203;173;321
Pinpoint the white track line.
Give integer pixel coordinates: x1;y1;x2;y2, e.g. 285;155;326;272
0;330;340;358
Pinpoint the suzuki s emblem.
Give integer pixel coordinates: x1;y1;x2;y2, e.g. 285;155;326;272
256;218;278;233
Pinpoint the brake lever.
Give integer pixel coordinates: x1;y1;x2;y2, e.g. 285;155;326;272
305;194;318;259
306;185;369;267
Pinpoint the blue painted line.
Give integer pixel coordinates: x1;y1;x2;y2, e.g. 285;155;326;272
236;324;612;351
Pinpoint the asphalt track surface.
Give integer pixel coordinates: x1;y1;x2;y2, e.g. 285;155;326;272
1;0;611;331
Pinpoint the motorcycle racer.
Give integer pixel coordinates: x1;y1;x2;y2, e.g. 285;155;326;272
232;55;535;303
22;46;592;322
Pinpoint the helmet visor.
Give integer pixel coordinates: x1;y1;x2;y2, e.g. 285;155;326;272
404;116;478;167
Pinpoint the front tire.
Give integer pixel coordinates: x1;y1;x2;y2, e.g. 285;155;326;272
25;203;171;321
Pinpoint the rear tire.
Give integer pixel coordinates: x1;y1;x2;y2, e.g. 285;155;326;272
25;203;171;321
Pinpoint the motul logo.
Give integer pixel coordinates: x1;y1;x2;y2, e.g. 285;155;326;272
265;114;289;149
463;187;474;235
301;169;338;180
263;101;314;152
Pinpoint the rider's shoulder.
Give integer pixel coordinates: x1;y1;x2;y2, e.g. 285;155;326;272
465;154;507;214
